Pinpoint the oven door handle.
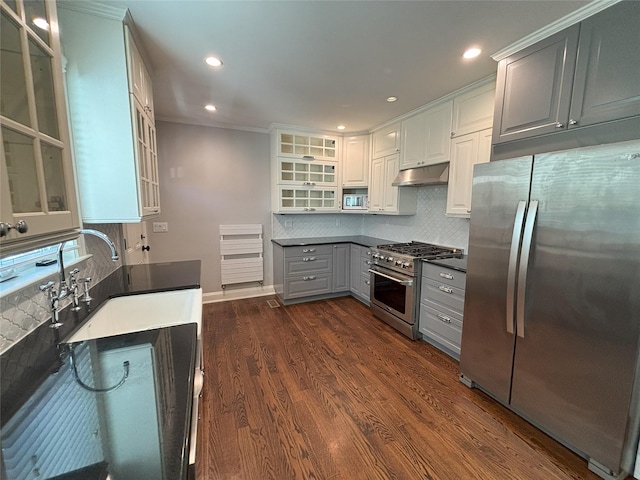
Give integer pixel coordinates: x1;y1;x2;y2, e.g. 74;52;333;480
368;269;413;286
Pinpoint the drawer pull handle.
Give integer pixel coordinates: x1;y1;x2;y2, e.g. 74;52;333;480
365;280;370;285
302;257;316;262
302;155;316;160
439;285;453;294
303;181;316;186
303;276;316;281
437;314;452;324
439;272;454;280
366;260;372;265
302;248;316;253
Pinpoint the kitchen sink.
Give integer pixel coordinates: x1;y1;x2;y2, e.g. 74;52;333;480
66;288;203;343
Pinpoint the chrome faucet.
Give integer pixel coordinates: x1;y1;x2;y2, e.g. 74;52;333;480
41;229;119;327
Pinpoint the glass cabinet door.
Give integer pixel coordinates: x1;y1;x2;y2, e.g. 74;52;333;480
278;132;338;160
1;1;79;250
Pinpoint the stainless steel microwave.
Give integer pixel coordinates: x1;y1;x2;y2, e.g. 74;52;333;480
343;194;368;210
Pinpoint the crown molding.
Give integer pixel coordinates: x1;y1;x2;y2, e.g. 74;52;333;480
491;0;620;62
156;116;270;134
56;0;127;21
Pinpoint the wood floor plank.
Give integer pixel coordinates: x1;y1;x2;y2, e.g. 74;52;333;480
197;295;605;480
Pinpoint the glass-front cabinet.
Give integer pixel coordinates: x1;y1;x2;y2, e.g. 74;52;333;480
278;132;337;160
271;129;341;213
1;0;80;255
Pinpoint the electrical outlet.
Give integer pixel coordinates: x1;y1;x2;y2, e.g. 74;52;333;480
152;222;169;233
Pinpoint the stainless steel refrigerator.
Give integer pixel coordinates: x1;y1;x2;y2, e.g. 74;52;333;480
459;140;640;480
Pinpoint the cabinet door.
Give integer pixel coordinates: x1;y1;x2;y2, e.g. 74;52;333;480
343;136;369;186
332;244;350;292
1;4;80;252
424;100;453;166
569;2;640;129
277;187;338;212
492;25;580;144
452;81;495;137
133;98;160;217
279;159;337;186
279;131;338;161
349;244;361;294
383;154;399;212
368;157;385;211
400;112;426;170
446;129;491;217
372;122;400;158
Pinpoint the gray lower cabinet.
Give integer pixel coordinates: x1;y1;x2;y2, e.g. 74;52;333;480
273;243;351;303
349;244;372;303
492;1;640;158
419;262;466;359
332;244;350;292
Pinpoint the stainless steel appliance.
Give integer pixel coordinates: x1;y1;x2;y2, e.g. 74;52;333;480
459;140;640;480
369;242;462;339
343;193;368;210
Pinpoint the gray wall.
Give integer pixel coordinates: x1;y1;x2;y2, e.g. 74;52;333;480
148;121;272;294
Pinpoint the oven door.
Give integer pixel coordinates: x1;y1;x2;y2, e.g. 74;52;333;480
369;266;415;324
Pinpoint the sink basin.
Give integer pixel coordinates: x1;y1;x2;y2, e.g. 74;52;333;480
67;288;203;343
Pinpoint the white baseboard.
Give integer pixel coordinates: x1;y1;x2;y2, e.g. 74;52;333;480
202;285;276;303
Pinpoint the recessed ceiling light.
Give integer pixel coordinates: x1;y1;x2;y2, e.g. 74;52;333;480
205;56;223;67
204;104;217;112
337;125;346;130
463;47;482;59
32;17;49;30
386;96;398;103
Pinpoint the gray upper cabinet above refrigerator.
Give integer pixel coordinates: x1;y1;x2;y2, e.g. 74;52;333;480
492;1;640;160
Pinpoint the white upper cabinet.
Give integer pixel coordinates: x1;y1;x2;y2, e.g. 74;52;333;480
271;128;341;213
59;8;160;223
278;131;338;161
368;153;416;215
400;101;453;170
1;0;81;255
371;122;400;158
446;128;492;217
451;80;496;138
342;135;369;187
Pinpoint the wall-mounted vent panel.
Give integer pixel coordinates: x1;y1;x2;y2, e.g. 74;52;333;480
219;224;264;289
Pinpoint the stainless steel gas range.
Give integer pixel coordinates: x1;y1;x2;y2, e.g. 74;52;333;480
368;241;462;339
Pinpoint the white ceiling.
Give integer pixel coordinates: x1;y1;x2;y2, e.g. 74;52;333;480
88;0;590;133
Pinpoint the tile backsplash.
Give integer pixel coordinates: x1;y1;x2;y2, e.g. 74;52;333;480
0;224;123;354
272;185;470;251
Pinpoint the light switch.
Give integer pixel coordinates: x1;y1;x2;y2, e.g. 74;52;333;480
152;222;168;233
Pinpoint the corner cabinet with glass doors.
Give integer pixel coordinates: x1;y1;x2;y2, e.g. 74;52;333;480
1;0;81;256
58;5;160;223
270;129;341;213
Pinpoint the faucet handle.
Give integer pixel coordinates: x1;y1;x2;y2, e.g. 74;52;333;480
78;277;93;304
69;268;80;279
39;281;56;296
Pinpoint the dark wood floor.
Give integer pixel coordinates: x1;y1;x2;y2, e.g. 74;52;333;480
196;295;602;480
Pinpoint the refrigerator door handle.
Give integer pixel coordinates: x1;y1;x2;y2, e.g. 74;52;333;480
506;200;528;334
516;200;539;338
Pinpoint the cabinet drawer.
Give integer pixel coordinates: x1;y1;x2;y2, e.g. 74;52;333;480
421;277;465;315
285;274;332;299
419;304;462;356
361;255;373;274
284;244;333;257
285;254;332;276
360;273;371;300
422;262;466;290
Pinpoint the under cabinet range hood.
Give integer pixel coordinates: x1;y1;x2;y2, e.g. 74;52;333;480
392;163;449;186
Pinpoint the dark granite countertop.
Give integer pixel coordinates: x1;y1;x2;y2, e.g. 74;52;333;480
424;255;468;273
0;260;201;480
272;235;391;248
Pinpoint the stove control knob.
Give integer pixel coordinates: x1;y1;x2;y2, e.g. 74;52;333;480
402;262;411;268
395;260;402;266
387;256;394;262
